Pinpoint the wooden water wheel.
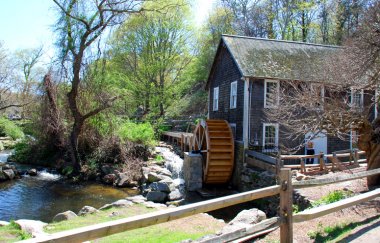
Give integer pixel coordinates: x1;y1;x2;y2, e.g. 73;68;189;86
192;119;234;184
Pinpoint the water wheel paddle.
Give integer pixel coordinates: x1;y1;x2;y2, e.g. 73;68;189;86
192;119;234;184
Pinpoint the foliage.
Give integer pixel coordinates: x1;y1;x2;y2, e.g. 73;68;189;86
12;140;32;163
110;0;192;118
311;190;353;207
0;220;32;242
308;216;380;242
118;121;156;146
0;117;24;140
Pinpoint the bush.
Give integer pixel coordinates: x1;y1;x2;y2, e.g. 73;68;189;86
311;190;353;207
118;121;156;146
12;139;33;163
0;117;24;140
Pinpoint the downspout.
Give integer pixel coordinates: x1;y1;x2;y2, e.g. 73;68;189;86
243;77;250;149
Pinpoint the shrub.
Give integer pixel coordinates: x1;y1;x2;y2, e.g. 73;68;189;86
0;118;24;140
118;121;156;146
311;190;353;207
12;140;33;163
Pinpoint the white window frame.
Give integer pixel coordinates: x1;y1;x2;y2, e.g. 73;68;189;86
264;80;280;108
262;123;279;152
350;88;364;108
213;87;219;111
230;81;238;109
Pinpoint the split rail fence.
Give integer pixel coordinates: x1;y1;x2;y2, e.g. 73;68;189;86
20;167;380;243
246;149;366;174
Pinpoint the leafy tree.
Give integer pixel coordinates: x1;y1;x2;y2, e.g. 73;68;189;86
110;0;191;118
52;0;154;172
14;46;44;118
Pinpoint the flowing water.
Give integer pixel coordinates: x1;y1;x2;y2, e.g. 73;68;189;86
155;146;185;186
0;151;137;223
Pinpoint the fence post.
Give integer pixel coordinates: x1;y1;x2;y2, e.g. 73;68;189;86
280;168;293;243
319;152;326;172
354;149;359;166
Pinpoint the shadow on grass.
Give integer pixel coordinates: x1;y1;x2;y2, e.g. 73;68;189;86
311;215;380;243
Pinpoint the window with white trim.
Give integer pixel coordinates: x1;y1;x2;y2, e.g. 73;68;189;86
264;80;279;108
230;81;237;109
213;87;219;111
350;89;363;108
263;123;279;151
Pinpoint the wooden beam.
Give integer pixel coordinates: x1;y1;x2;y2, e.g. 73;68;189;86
294;188;380;223
21;186;281;243
246;150;277;164
246;157;276;173
293;168;380;189
200;217;280;243
280;168;293;243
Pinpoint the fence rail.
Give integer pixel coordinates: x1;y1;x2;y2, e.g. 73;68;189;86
20;167;380;243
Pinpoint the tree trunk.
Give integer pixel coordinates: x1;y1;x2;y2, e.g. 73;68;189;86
69;119;84;173
358;120;380;187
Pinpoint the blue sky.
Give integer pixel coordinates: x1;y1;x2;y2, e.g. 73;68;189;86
0;0;216;56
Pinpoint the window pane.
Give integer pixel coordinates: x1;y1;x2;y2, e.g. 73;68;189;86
264;125;277;149
266;81;278;107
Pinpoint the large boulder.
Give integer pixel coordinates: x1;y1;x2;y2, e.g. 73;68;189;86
126;195;147;204
0;220;10;226
147;172;161;183
149;182;170;193
52;211;77;222
78;206;98;216
28;169;38;176
102;174;116;184
114;172;131;187
146;191;167;203
3;169;15;180
112;199;133;208
221;209;266;234
15;219;47;238
168;189;183;201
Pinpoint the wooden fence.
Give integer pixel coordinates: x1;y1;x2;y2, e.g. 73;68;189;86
20;168;380;243
246;149;366;174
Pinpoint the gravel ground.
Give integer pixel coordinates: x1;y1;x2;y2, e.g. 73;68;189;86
256;168;380;243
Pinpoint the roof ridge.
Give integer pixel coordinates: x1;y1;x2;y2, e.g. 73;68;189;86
221;34;341;49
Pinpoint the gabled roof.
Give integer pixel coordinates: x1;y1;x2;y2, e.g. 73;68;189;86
207;35;341;87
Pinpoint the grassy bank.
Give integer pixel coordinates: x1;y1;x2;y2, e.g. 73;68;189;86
1;204;225;243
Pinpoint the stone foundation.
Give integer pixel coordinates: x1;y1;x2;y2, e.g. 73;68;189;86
183;152;203;191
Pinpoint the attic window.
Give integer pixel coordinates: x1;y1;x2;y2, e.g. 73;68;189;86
213;87;219;111
264;80;279;108
230;81;237;109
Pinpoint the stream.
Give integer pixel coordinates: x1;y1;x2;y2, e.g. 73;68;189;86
0;151;137;223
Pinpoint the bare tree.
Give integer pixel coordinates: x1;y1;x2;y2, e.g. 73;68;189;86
266;2;380;186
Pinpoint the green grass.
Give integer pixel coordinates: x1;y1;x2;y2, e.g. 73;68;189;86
0;117;24;140
311;190;353;207
307;216;380;242
0;221;32;242
43;204;222;243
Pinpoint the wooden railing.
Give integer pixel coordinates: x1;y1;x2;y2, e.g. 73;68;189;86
280;149;366;173
20;168;380;243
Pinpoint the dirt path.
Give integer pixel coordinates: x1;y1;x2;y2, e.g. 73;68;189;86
257;169;380;242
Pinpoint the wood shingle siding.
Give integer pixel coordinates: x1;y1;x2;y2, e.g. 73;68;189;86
208;45;244;141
